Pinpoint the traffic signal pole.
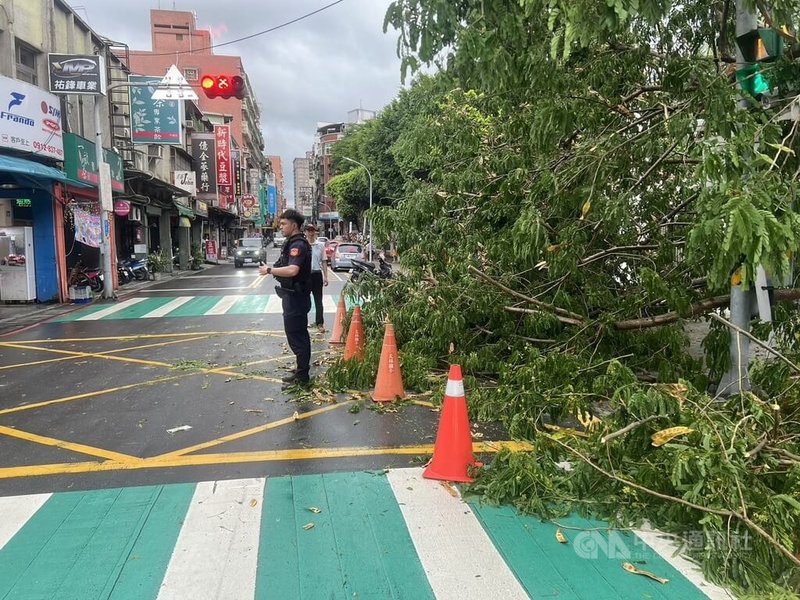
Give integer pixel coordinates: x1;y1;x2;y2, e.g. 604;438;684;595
716;0;759;398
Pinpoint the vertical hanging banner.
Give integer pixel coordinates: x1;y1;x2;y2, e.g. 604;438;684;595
129;75;182;144
214;125;232;188
191;133;217;200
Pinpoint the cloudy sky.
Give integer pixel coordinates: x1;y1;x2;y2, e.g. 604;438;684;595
65;0;406;200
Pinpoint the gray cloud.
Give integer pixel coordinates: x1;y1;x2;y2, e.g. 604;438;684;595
66;0;403;199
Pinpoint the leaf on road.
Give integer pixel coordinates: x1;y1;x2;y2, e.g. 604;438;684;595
166;425;192;434
651;426;694;447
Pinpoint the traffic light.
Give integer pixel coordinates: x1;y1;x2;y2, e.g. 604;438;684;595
200;74;246;99
735;28;784;100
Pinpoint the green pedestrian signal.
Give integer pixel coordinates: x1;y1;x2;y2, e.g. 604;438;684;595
736;64;771;98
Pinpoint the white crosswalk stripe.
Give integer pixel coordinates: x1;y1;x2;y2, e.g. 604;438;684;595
0;493;51;551
76;297;147;320
141;296;193;318
205;295;245;315
156;479;265;600
264;294;282;313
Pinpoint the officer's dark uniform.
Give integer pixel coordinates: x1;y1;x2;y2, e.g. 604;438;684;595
274;233;312;382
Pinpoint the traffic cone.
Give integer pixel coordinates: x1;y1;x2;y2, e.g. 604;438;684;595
371;321;406;402
329;295;347;345
343;306;365;361
423;364;480;483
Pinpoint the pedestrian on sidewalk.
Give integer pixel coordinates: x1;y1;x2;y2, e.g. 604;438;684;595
259;209;312;386
305;223;328;334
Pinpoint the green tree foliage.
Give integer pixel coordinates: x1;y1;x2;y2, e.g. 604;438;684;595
326;1;800;593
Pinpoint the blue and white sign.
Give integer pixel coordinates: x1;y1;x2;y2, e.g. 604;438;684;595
0;74;64;160
267;185;277;216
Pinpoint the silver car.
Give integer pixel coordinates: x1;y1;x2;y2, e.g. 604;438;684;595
234;238;266;268
331;243;363;271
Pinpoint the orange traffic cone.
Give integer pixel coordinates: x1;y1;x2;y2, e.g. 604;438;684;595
343;306;365;361
329;295;347;345
371;321;406;402
423;364;480;483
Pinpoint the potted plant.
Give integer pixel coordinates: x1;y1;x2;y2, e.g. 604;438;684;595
147;250;170;279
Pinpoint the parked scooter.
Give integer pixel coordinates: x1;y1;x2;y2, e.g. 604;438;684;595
349;253;393;282
125;258;150;281
117;261;134;285
68;261;104;293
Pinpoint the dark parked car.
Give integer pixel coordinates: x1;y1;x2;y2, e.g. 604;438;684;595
234;238;266;268
331;243;363;271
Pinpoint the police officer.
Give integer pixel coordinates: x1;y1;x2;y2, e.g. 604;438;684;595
259;209;312;386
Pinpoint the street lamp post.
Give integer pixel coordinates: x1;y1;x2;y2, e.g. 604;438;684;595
342;157;373;262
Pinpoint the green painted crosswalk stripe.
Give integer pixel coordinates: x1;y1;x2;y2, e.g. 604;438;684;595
112;297;173;319
466;502;707;599
228;294;270;314
257;472;434;600
162;295;221;317
0;485;194;599
56;303;111;322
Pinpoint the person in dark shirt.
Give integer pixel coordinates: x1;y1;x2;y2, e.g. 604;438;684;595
259;209;312;386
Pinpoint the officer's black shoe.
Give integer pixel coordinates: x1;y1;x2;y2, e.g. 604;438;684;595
281;376;311;391
280;372;298;383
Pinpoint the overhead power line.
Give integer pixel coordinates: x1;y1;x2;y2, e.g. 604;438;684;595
149;0;347;57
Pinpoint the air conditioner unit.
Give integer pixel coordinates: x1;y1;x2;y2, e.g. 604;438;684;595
184;119;195;130
147;146;163;160
128;205;143;223
134;151;148;171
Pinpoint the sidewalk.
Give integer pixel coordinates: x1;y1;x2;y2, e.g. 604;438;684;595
0;467;731;600
0;263;215;337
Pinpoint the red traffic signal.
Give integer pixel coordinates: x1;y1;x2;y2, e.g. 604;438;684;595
200;74;245;100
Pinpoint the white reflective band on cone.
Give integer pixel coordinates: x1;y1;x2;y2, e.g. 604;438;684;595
445;379;465;397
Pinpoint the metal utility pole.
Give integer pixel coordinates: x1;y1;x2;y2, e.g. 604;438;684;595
716;0;759;397
343;157;373;262
94;96;115;300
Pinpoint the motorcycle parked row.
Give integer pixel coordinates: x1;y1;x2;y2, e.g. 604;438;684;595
349;254;393;282
117;258;151;285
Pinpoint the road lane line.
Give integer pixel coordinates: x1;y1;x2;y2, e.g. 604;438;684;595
141;296;193;318
264;294;282;313
249;275;266;289
0;374;195;416
0;493;50;550
13;330;283;343
146;286;252;292
323;295;337;313
0;342;176;369
387;468;530;600
150;401;352;460
76;297;147;321
0;425;140;463
0;442;533;479
330;270;343;282
156;479;264;600
0;336;210;372
205;295;244;315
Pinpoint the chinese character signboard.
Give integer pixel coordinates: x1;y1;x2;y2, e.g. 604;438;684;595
218;185;234;211
234;156;242;197
267;184;277;217
0;74;64;160
191;133;217;200
214;125;232;188
48;54;106;95
129;75;182;145
63;133;124;192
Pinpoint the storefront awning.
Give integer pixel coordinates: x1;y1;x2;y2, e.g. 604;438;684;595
0;154;90;189
175;203;194;218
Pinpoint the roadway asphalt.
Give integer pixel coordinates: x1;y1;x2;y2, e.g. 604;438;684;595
0;249;511;496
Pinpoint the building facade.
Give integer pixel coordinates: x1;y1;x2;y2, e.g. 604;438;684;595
293;153;313;217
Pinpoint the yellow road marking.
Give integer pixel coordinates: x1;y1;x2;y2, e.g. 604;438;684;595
0;373;196;416
0;441;533;479
0;342;175;369
0;336;210;372
10;330;284;344
0;425;139;464
249;275;266;289
151;401;352;460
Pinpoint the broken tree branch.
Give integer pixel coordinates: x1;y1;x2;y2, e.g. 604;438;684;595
468;265;585;322
579;245;659;267
504;306;584;326
709;312;800;375
601;415;661;444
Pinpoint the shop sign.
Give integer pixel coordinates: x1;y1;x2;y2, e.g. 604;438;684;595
47;54;106;95
214;125;232;187
191;133;216;200
173;170;196;196
240;193;259;220
15;199;32;208
63;133;124;191
218;185;234;211
205;239;217;262
195;200;208;217
114;200;131;217
234;156;242;197
267;185;277;216
129;75;182;145
0;75;64;160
